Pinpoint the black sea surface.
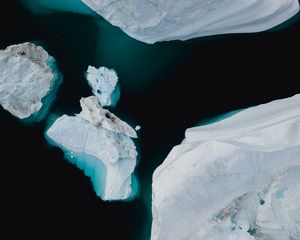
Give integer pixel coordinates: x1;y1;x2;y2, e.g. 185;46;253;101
1;1;300;239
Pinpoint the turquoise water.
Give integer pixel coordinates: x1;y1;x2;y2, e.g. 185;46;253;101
110;84;121;108
197;109;243;126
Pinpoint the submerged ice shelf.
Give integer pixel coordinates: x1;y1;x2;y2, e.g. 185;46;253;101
81;0;299;43
0;42;62;120
151;94;300;240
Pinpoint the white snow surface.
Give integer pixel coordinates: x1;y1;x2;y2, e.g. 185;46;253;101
81;0;299;43
0;42;56;119
151;94;300;240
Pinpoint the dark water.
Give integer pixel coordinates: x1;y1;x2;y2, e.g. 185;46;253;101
1;1;300;239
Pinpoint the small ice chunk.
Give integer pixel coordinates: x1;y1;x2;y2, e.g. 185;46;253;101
85;66;120;107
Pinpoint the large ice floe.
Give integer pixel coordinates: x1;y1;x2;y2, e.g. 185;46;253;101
151;94;300;240
46;67;138;201
81;0;299;43
0;42;62;120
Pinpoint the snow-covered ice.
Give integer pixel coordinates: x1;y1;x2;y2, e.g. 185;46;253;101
151;94;300;240
81;0;299;43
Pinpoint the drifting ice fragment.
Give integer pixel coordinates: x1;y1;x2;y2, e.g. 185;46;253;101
85;66;120;107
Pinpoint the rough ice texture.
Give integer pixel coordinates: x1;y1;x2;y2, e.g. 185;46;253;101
151;94;300;240
86;66;120;107
78;96;137;138
81;0;299;43
46;96;138;201
0;42;60;119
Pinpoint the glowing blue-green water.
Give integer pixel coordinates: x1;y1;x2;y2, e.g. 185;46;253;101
110;84;121;108
197;109;243;126
65;152;108;200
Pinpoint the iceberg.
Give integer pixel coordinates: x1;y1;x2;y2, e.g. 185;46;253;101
85;66;120;107
46;96;138;201
151;94;300;240
0;42;62;120
81;0;299;43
